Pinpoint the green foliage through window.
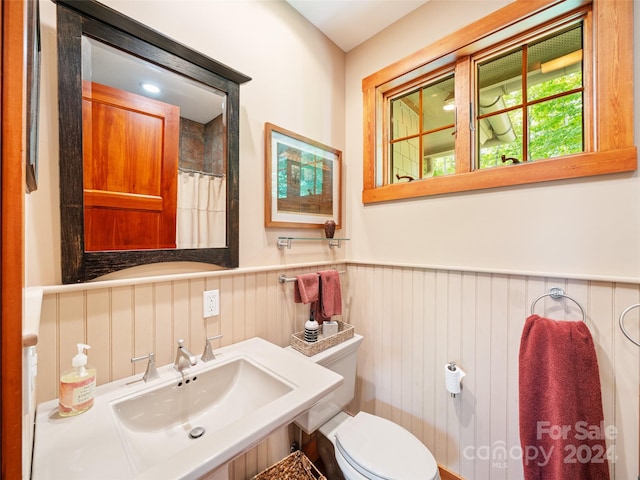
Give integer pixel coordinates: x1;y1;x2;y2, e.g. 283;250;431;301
476;23;583;169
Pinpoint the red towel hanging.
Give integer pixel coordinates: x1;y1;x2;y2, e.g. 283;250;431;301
519;314;610;480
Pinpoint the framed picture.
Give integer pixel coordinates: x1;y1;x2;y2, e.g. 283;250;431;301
25;0;41;193
265;123;342;229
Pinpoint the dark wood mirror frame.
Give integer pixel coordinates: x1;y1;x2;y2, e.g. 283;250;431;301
55;0;251;284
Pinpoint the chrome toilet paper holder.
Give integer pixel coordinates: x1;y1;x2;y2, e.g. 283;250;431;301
446;361;465;398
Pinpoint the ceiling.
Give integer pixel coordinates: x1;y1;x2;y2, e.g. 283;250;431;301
86;37;225;124
286;0;430;52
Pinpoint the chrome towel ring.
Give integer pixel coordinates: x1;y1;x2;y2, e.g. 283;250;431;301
619;304;640;347
530;287;586;323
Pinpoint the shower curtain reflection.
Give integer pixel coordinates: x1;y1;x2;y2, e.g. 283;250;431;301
176;171;226;248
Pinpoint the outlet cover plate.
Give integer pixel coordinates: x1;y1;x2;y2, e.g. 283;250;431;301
203;289;220;318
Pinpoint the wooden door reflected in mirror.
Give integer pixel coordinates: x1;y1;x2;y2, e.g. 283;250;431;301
83;80;180;251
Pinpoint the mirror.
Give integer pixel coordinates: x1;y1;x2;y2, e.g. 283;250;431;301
56;0;251;283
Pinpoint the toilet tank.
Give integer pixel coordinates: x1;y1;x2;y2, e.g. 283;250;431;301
285;334;363;434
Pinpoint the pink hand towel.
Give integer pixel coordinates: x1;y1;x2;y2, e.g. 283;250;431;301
294;273;319;304
519;315;610;480
318;270;342;319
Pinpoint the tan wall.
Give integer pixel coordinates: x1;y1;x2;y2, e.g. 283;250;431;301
36;263;639;479
27;0;347;286
32;0;640;286
344;0;640;279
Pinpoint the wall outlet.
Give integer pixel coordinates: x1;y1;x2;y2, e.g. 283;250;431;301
203;289;220;318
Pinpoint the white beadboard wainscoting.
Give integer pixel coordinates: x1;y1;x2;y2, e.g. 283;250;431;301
35;263;639;479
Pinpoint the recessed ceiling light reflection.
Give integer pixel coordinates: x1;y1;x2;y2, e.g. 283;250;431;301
442;92;455;111
141;82;161;94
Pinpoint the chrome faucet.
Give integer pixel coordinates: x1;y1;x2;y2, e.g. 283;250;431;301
174;339;198;372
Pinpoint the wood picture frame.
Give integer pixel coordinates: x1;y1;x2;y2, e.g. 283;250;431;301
265;123;342;229
25;0;41;193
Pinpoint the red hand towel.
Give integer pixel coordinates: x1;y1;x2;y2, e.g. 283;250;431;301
294;273;319;304
318;270;342;319
519;315;610;480
311;300;328;324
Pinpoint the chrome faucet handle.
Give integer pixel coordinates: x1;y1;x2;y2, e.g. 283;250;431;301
201;334;223;362
131;352;160;383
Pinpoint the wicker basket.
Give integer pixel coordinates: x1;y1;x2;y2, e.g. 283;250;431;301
252;451;326;480
291;321;354;357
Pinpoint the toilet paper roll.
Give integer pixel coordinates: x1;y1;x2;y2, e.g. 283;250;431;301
445;364;466;395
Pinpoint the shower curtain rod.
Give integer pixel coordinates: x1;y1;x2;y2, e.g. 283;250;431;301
178;167;225;178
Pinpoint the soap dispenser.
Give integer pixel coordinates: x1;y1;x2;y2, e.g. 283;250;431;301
59;343;97;417
304;311;319;343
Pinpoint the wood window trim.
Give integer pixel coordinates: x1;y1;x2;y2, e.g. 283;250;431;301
362;0;636;204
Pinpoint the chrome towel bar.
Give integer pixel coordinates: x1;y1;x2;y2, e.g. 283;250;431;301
279;270;346;284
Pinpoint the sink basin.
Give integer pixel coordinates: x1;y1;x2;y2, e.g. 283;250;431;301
111;357;293;472
32;337;343;480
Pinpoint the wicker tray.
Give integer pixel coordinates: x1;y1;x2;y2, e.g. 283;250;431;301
291;321;354;357
252;451;326;480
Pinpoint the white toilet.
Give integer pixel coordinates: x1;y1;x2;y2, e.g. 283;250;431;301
287;334;440;480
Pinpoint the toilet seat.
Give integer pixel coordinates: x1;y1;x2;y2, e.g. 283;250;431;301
334;412;439;480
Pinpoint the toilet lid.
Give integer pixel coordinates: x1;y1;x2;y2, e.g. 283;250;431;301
335;412;439;480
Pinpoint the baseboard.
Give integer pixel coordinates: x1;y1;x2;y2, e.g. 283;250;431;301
438;464;464;480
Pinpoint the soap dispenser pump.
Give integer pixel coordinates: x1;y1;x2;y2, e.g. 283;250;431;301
59;343;97;417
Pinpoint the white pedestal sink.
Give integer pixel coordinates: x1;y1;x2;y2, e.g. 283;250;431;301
112;356;293;474
32;337;343;480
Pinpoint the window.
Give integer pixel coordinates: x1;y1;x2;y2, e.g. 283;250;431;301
476;23;584;168
362;0;635;204
390;74;456;183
